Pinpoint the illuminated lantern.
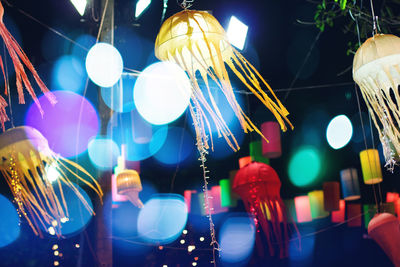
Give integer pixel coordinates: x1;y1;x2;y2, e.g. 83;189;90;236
0;2;56;129
323;182;340;211
261;122;282;158
198;186;228;215
347;203;362;227
332;200;345;223
308;190;329;219
155;10;292;151
233;162;289;258
239;156;252;168
387;192;399;203
340;168;361;200
184;190;196;213
368;213;400;267
112;174;128;203
294;195;312;223
0;126;102;237
249;140;269;165
116;169;143;208
219;179;235;207
360;149;382;184
353;34;400;170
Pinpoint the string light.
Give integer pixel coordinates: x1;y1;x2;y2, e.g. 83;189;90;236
75;244;80;248
53;261;59;266
199;237;205;242
182;229;188;235
180;239;185;244
52;244;58;250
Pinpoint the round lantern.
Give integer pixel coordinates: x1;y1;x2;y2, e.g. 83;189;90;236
233;162;289;258
323;182;340;211
368;213;400;267
0;126;102;237
360;149;382;184
261;122;282;158
340;168;361;200
116;169;143;208
353;34;400;170
155;9;292;152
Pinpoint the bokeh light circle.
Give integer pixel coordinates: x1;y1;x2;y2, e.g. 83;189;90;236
52;55;86;93
219;216;255;264
45;183;93;236
85;42;123;87
153;127;193;165
100;76;136;113
0;194;20;248
288;146;321;187
326;115;353;149
88;137;120;169
134;62;191;125
25;90;99;158
138;194;188;244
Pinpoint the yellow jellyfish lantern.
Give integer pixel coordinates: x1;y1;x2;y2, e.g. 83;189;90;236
116;169;143;208
0;126;103;237
155;10;292;151
353;34;400;170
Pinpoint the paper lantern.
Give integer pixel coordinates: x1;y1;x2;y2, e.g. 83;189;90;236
0;2;56;129
0;126;102;237
295;196;312;223
155;9;292;151
249;140;269;164
332;199;345;223
220;179;237;207
347;203;362;227
323;182;340;211
233;162;289;258
261;122;282;158
116;169;143;208
184;190;196;213
360;149;383;184
308;190;329;219
364;204;377;228
353;34;400;170
387;192;399;203
368;213;400;267
239;156;252;168
198;186;228;215
340;168;360;200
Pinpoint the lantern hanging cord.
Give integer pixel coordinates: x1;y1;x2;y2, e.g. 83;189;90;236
369;0;378;35
193;105;220;266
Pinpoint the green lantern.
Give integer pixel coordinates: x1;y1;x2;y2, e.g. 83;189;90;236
249;140;270;165
308;190;329;219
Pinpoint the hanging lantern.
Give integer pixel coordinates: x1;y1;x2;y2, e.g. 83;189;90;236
220;178;236;207
0;2;56;128
368;213;400;267
0;126;102;237
347;203;362;227
323;182;340;211
184;190;196;213
294;195;312;223
340;168;361;200
155;10;292;152
112;174;128;203
249;140;270;165
360;149;382;184
308;190;329;219
116;169;143;208
239;156;252;168
386;192;399;203
233;162;289;258
332;200;345;223
353;34;400;170
261;122;282;158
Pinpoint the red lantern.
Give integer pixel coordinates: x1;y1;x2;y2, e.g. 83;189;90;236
233;162;289;258
332;200;345;223
323;182;340;211
368;213;400;267
261;121;282;158
347;203;362;227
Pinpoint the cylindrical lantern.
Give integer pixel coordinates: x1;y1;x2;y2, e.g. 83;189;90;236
239;156;252;168
368;213;400;267
387;192;399;203
347;203;362;227
294;195;312;223
360;149;383;184
261;121;282;158
364;204;377;228
184;190;196;213
323;182;340;211
340;168;361;200
308;190;329;219
220;179;234;207
332;200;345;223
249;140;270;165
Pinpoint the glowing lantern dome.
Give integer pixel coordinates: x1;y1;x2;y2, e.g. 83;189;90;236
116;169;143;208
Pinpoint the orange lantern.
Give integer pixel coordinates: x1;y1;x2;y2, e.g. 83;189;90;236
116;169;143;208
